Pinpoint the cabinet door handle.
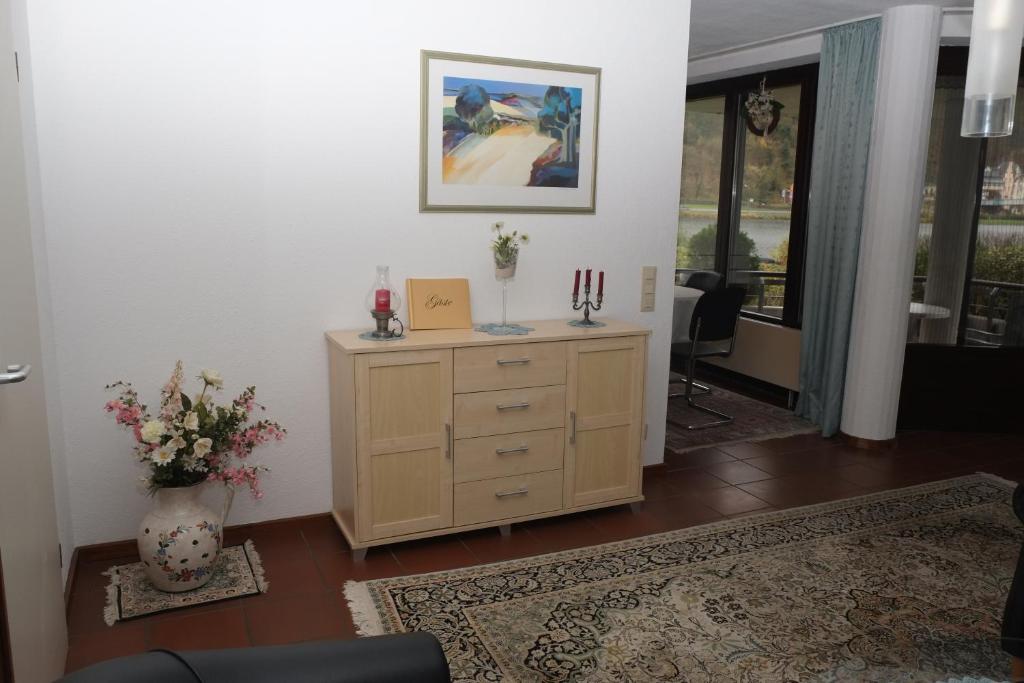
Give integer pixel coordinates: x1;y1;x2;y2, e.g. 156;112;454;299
570;410;577;444
496;401;530;411
496;358;531;366
495;487;529;498
495;444;529;455
445;423;452;459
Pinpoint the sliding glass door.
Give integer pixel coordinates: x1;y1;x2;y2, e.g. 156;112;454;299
899;47;1024;433
678;66;817;328
965;93;1024;348
731;83;804;320
908;48;1024;349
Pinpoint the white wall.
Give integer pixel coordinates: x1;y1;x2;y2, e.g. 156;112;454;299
24;0;691;546
707;319;800;391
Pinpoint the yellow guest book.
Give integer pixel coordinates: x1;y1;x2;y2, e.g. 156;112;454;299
405;278;473;330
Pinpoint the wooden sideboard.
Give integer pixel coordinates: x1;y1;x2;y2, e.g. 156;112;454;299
325;319;649;558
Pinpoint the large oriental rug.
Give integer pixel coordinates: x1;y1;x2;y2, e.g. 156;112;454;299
345;474;1020;682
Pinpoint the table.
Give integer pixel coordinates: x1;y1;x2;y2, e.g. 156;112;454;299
672;286;703;343
909;302;950;320
908;302;950;342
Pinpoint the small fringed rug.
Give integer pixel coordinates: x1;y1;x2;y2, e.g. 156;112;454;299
103;540;268;625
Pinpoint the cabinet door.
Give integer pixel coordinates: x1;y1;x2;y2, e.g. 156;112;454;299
355;349;453;540
565;336;645;508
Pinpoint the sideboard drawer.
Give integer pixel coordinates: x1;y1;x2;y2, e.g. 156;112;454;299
454;385;565;439
454;428;564;484
454;342;566;393
454;470;563;526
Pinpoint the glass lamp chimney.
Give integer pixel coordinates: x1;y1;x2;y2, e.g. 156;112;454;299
962;0;1024;137
365;265;401;314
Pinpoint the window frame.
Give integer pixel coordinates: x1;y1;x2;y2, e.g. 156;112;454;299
684;63;819;328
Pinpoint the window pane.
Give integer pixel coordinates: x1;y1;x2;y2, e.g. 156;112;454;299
966;86;1024;348
678;96;725;282
731;84;801;319
909;79;974;345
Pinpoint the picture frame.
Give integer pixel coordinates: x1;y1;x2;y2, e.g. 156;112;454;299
420;50;601;214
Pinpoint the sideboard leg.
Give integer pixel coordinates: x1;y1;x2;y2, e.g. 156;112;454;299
498;524;512;537
352;547;368;562
629;502;643;514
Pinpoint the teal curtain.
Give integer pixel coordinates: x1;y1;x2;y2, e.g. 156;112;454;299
796;18;881;436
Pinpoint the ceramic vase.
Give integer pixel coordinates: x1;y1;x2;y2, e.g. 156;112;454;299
137;483;231;592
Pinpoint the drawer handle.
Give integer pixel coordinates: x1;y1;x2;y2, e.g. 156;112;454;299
495;444;529;455
496;358;531;366
495;487;529;498
497;401;530;411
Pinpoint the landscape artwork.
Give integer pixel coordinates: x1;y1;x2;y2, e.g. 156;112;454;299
442;76;582;188
421;51;600;213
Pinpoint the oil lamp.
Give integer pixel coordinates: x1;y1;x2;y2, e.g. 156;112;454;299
363;265;404;340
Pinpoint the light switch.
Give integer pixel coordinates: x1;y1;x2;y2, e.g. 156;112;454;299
640;266;657;312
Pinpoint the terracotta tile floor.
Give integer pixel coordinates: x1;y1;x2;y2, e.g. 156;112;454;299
64;429;1024;674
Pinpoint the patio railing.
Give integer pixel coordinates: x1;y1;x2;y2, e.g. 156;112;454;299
911;275;1024;346
676;268;787;318
677;268;1024;343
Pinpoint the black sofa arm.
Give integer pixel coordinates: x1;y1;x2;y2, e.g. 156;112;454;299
57;632;450;683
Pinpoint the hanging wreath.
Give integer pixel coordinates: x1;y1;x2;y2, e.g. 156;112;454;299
744;77;784;137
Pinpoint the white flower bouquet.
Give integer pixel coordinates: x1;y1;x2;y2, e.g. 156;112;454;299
105;362;285;498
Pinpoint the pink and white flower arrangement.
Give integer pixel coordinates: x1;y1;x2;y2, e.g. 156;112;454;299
105;361;285;498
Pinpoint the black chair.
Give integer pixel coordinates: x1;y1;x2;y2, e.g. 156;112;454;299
683;270;724;292
670;286;746;430
58;633;451;683
669;271;724;398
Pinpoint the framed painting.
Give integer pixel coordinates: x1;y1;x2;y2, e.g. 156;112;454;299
420;50;601;213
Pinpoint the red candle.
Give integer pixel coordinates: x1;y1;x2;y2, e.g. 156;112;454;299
598;271;604;297
585;268;592;288
374;288;391;312
573;269;581;298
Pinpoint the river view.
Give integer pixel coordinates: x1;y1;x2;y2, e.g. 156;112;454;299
678;216;1024;265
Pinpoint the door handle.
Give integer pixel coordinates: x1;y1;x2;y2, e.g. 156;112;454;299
570;410;577;444
495;444;529;455
445;423;452;459
496;402;530;411
496;358;530;366
0;364;31;385
495;487;529;498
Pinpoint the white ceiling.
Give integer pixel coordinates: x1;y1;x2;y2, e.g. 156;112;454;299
689;0;970;57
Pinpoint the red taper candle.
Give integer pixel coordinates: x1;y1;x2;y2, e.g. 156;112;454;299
585;268;592;288
598;271;604;298
573;269;581;298
374;289;391;312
